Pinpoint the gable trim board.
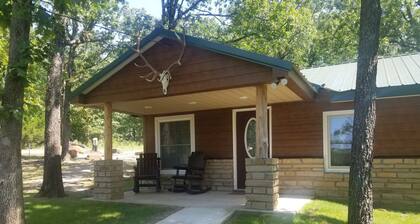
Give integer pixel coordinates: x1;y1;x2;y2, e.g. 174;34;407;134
330;84;420;102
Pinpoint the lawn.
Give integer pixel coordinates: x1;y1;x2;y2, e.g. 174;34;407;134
225;199;420;224
25;195;178;224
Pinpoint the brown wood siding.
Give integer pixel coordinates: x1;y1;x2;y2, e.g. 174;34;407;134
143;115;155;154
143;92;420;159
271;92;420;158
195;109;233;159
84;38;277;104
143;109;233;159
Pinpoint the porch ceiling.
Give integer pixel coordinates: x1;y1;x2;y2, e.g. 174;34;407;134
113;84;301;115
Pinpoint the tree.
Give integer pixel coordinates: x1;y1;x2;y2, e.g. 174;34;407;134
0;0;31;223
60;0;127;160
161;0;212;30
228;0;316;67
348;0;381;223
39;0;66;197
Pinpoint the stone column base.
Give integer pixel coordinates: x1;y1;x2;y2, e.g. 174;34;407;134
93;160;124;200
245;158;279;210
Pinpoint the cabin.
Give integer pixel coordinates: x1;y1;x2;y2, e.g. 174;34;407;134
72;28;420;210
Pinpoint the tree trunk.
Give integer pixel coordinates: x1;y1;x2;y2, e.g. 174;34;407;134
348;0;381;224
61;18;78;161
61;45;76;161
0;0;31;223
61;81;71;161
39;4;66;197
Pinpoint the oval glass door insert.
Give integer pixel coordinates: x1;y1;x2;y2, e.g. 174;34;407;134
244;117;256;158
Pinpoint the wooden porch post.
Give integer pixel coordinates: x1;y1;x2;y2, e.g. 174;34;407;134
256;84;268;159
104;102;112;160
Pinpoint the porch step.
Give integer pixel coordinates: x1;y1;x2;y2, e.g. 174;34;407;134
156;207;233;224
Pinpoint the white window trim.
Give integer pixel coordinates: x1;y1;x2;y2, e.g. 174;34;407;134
322;110;354;173
155;114;195;175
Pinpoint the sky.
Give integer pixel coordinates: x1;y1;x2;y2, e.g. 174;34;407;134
126;0;162;18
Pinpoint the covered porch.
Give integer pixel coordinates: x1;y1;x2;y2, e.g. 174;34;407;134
72;28;316;210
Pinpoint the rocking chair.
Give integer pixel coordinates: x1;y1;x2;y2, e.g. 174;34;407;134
133;153;161;193
170;152;211;194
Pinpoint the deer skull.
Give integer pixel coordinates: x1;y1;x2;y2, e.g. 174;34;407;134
133;30;185;96
158;70;171;95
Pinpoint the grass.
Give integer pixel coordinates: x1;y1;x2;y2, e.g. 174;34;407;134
97;140;144;152
224;199;420;224
25;195;178;224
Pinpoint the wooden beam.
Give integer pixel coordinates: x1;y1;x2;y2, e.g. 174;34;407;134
104;102;113;160
273;69;315;101
256;84;269;159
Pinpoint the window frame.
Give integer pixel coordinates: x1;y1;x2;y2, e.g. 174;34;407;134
154;114;195;174
244;117;257;159
322;110;354;173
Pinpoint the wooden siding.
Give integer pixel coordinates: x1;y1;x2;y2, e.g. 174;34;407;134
271;92;420;158
144;93;420;159
84;38;280;104
144;109;233;159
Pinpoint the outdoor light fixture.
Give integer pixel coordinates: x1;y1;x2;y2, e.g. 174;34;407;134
271;77;288;89
239;96;249;100
144;105;152;109
188;101;198;105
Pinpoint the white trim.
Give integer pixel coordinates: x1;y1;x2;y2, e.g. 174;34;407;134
82;37;163;95
232;107;272;190
154;114;195;175
322;110;354;173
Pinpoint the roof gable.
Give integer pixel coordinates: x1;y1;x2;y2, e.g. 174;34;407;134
72;28;295;98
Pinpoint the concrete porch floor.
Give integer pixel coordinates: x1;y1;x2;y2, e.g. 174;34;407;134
115;191;247;209
111;191;311;213
95;191;311;224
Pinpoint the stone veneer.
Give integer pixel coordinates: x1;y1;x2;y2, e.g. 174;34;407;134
204;159;234;191
93;160;124;200
245;158;280;210
278;158;420;205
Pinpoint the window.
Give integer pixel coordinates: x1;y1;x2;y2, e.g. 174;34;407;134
244;118;256;158
323;110;354;172
155;114;195;173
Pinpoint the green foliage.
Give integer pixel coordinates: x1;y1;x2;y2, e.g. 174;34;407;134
225;199;420;224
0;28;8;93
380;0;420;54
0;0;11;28
22;62;47;147
308;0;360;66
113;112;142;143
70;108;143;145
228;0;316;67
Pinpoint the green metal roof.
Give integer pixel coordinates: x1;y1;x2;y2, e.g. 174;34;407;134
302;53;420;101
71;28;294;98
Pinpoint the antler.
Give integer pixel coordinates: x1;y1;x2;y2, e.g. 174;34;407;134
133;32;160;82
164;31;186;73
132;29;187;95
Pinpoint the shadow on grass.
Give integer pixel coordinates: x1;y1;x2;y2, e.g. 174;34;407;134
315;197;420;214
294;214;345;224
24;196;177;224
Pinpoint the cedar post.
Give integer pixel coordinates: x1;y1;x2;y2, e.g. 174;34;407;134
104;102;112;160
256;84;268;159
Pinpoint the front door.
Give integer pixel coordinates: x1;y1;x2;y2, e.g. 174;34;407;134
235;109;270;190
